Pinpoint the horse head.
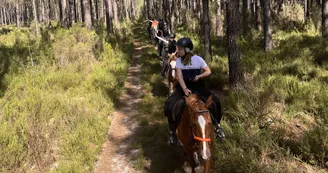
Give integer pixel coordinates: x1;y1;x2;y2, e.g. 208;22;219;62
184;94;213;160
167;54;178;95
168;54;177;78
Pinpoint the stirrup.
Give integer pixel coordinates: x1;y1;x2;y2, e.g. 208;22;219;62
215;125;226;141
169;132;177;145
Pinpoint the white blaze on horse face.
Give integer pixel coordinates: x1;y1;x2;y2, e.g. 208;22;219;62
198;115;206;138
198;115;210;160
170;61;176;78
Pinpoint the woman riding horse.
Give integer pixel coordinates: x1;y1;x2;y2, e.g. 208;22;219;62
155;33;177;76
164;37;225;145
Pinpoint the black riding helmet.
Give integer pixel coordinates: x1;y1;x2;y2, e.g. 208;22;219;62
169;33;176;38
176;37;193;51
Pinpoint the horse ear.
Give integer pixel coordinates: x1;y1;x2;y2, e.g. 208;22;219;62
205;95;213;109
184;96;192;107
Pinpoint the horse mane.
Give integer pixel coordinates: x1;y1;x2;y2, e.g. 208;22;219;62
186;94;207;112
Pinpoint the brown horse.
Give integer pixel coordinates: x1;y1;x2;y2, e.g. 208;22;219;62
177;94;214;173
167;53;178;95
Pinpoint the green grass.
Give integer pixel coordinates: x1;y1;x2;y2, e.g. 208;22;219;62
0;22;132;172
1;4;328;172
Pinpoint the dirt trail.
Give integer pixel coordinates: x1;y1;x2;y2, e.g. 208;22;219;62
93;40;144;173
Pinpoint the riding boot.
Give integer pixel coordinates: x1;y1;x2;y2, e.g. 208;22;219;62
207;107;225;141
169;123;177;145
214;124;225;141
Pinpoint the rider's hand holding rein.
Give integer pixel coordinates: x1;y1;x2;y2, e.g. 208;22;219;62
176;68;190;96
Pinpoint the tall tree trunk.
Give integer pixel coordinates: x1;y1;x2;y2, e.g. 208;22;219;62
89;0;94;25
203;0;212;61
77;0;81;21
143;0;146;18
263;0;272;51
2;7;5;25
124;0;129;20
63;0;69;28
250;0;255;21
16;4;20;27
227;0;243;89
41;0;46;25
100;0;104;20
255;0;261;30
48;0;52;24
3;6;7;25
323;0;328;38
199;0;204;34
113;0;119;27
5;7;8;25
197;0;201;25
1;8;3;25
170;0;175;33
9;7;12;25
193;0;197;12
216;0;223;36
6;6;9;25
32;0;40;36
242;0;249;36
68;0;74;26
58;0;63;25
74;0;78;22
12;4;15;25
38;0;42;23
305;0;310;22
131;0;136;19
175;0;180;25
80;0;85;22
83;0;92;29
95;0;99;21
163;0;168;24
146;0;150;19
24;2;28;26
104;0;113;34
54;0;59;20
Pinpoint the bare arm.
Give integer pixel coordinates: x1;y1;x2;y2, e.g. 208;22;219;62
155;35;169;45
194;66;211;81
177;68;191;95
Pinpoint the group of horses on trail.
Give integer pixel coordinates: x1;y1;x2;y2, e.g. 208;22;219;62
146;18;178;95
146;19;217;173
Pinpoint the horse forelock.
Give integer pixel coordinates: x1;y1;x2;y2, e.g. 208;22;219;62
190;99;206;111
